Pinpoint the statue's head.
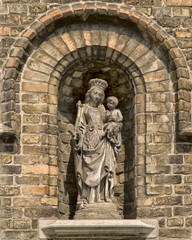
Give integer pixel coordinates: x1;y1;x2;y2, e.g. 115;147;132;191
85;79;108;105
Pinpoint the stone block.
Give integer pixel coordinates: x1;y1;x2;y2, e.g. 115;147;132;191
0;27;9;36
147;185;172;195
155;196;182;205
22;186;48;196
169;155;183;164
173;7;191;17
13;197;40;207
22;105;47;114
0;165;21;174
146;165;171;174
137;207;171;218
175;186;191;194
31;49;57;67
0;176;13;185
184;155;192;164
154;175;181;185
12;220;31;229
3;231;37;240
0;219;11;229
40;197;58;206
0;187;20;196
0;155;12;164
146;144;171;154
16;176;40;185
23;146;48;155
164;0;192;5
175;29;192;38
159;228;191;238
22;165;49;175
186;217;192;226
22;82;48;93
173;165;192;174
167;217;184;227
23;115;40;124
174;206;192;216
29;5;47;14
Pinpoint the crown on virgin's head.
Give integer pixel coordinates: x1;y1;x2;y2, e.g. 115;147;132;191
88;78;108;91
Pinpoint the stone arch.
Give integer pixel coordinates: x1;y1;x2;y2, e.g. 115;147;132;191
1;1;191;137
1;1;191;219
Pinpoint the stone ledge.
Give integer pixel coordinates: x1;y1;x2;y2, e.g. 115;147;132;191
39;219;158;239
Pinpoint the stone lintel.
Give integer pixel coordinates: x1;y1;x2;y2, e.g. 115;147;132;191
39;219;158;239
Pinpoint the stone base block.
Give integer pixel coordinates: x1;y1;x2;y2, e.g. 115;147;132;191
39;219;158;239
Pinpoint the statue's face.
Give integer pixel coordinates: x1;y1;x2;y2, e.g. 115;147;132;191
90;88;104;104
107;98;117;110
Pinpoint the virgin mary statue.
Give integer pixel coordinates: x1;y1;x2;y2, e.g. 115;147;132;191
72;78;122;210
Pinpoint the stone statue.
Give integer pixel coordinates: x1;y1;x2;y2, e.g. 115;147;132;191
72;79;123;210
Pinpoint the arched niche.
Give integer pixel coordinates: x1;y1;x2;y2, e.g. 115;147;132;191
1;1;192;219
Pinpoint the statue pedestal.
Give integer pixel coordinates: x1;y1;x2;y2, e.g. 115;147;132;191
74;202;122;219
39;219;157;239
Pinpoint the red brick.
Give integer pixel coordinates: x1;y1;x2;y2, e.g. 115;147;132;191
22;165;49;175
0;27;9;36
22;186;48;195
49;9;63;21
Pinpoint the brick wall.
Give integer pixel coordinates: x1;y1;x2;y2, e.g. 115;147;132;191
0;1;192;240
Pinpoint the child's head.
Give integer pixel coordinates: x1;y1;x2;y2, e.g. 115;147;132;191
106;96;118;110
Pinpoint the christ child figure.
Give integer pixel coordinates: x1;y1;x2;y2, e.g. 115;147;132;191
105;96;123;145
104;96;123;202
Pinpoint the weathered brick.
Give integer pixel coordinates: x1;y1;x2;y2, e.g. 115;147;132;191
164;0;192;5
138;207;171;218
155;196;182;205
22;82;48;93
0;187;20;196
0;165;21;174
29;5;47;14
186;217;192;226
0;27;9;36
24;207;57;218
173;165;192;174
16;176;40;185
146;165;171;174
13;197;40;207
23;115;40;124
22;165;49;175
3;231;37;240
40;197;58;206
154;175;181;185
0;176;13;185
14;155;40;165
0;155;12;164
22;186;48;195
23;124;47;133
22;135;40;144
175;186;191;194
147;185;172;195
173;7;191;17
159;228;191;238
174;206;192;216
167;217;184;227
23;146;48;155
12;219;31;229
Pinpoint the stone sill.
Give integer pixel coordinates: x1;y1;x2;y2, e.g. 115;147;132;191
39;219;158;239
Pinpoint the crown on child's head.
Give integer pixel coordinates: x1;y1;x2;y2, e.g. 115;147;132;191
88;78;108;91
